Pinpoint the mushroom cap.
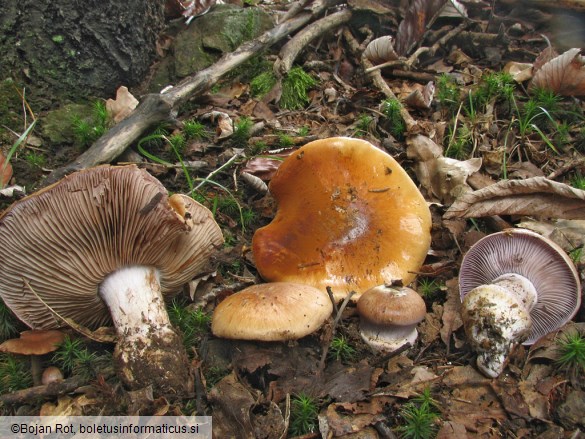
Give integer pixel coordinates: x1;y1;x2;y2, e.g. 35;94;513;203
459;228;581;345
252;137;431;301
356;285;426;352
0;165;224;330
0;330;65;355
211;282;333;341
357;285;427;326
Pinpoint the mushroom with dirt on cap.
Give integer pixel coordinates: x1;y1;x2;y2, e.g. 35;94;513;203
356;284;427;352
252;137;432;302
0;330;66;386
459;228;581;378
211;282;333;341
0;165;224;395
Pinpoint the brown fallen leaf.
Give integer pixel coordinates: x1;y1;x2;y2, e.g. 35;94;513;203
364;36;399;65
105;86;139;124
404;81;435;109
0;152;13;188
443;177;585;220
503;61;534;83
395;0;450;55
530;48;585;97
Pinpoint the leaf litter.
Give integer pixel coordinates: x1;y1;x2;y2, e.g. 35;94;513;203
0;0;584;437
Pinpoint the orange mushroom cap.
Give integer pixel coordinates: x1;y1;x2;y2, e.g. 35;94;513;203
252;137;431;301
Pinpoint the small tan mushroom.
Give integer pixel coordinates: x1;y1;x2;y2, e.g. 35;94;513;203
357;285;427;352
211;282;333;341
252;137;431;301
41;366;64;385
0;330;66;386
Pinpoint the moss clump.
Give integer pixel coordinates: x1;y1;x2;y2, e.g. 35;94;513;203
280;67;317;110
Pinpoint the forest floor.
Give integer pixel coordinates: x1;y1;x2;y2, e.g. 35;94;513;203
0;0;584;438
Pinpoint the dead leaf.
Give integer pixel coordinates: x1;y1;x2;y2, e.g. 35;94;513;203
208;372;256;439
530;48;585;96
404;81;435;109
183;0;217;22
532;46;559;73
444;177;585;220
0;152;13;188
440;278;463;347
503;61;534;83
105;86;139;123
364;36;399;65
321;397;391;437
406;134;481;204
40;395;83;416
396;0;450;55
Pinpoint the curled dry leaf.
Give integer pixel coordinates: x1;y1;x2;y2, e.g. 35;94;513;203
183;0;217;23
201;111;233;139
105;86;139;124
404;81;435;109
503;61;533;83
395;0;450;55
443;177;585;220
406;134;481;204
240;171;268;194
364;36;398;65
0;152;13;188
530;48;585;97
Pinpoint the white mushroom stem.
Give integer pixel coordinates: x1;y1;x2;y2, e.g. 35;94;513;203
99;266;192;391
100;266;172;339
461;273;537;378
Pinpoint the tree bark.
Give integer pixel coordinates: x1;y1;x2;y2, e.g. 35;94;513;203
0;0;165;108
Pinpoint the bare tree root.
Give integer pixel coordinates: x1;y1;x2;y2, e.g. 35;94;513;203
41;0;343;187
274;8;353;76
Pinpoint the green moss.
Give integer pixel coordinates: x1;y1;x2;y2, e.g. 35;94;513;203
280;67;317;110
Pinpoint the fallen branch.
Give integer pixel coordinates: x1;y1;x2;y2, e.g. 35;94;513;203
0;376;86;405
41;0;342;187
274;8;353;76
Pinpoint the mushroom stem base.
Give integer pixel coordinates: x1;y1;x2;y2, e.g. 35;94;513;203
99;266;193;395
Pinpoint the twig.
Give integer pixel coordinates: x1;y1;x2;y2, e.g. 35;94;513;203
0;376;86;405
194;152;243;191
318;289;355;372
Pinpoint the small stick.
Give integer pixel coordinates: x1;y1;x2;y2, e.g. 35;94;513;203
318;289;355;371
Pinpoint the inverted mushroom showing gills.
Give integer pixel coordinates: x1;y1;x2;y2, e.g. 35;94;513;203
459;228;581;378
0;165;224;394
252;137;432;301
211;282;333;341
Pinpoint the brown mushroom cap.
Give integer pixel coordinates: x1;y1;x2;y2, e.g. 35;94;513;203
252;137;431;301
0;165;224;330
459;228;581;345
0;330;65;355
211;282;333;341
356;285;426;352
357;285;427;326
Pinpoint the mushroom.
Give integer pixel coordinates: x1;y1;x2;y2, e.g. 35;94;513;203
252;137;431;301
356;284;427;352
0;165;224;394
459;228;581;378
0;330;65;386
41;366;64;385
211;282;333;341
